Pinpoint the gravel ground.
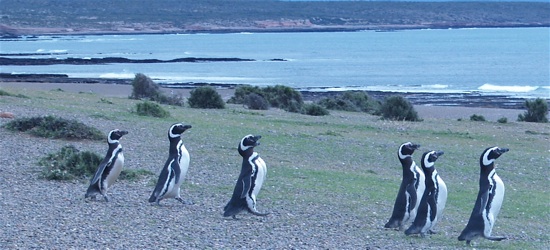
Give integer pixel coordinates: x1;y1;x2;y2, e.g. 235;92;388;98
0;83;539;249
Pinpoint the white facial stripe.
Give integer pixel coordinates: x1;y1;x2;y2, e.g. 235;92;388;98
240;135;255;151
169;124;181;138
398;142;412;159
423;151;435;168
108;131;118;144
482;147;499;166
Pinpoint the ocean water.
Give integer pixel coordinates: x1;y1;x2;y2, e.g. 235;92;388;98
1;27;549;98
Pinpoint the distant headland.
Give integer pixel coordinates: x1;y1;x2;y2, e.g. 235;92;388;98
1;0;549;36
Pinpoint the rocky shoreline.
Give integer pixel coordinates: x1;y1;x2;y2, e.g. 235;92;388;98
0;73;535;110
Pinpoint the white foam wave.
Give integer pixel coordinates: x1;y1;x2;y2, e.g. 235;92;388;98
478;84;538;93
422;84;449;89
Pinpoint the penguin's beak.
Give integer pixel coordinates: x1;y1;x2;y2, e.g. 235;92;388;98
254;135;262;146
435;151;444;157
182;124;192;131
496;148;509;155
411;143;420;150
120;130;129;135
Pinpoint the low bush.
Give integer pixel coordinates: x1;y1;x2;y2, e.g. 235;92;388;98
470;114;486;121
379;95;421;121
119;169;155;181
518;98;548;123
227;85;264;104
316;91;379;114
188;86;225;109
497;117;508;123
302;103;330;116
244;93;270;110
3;115;104;140
135;101;170;118
262;85;304;112
228;85;304;112
39;145;102;180
129;73;184;106
0;89;29;98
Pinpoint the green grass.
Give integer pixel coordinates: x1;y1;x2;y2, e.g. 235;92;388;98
2;87;549;249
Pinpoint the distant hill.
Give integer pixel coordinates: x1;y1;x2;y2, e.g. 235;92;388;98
1;0;549;35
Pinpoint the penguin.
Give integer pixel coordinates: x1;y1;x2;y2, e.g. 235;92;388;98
149;123;192;205
385;142;426;230
458;146;509;245
405;150;447;237
223;134;269;219
85;129;128;202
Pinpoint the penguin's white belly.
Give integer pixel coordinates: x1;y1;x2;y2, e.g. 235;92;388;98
485;172;505;236
165;146;190;198
251;156;267;199
409;164;426;222
103;153;124;190
435;175;448;218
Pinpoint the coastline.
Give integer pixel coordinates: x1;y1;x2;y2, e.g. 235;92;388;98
0;80;530;121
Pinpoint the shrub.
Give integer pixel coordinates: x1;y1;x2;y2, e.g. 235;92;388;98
262;85;304;112
39;145;102;180
135;101;170;118
317;91;379;114
497;117;508;123
517;98;548;123
0;89;29;98
470;114;486;121
3;115;104;140
188;86;225;109
130;73;184;106
379;95;421;121
119;169;155;181
244;93;270;110
303;103;330;116
227;85;264;104
130;73;161;100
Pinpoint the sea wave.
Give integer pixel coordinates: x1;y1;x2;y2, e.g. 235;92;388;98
478;83;539;93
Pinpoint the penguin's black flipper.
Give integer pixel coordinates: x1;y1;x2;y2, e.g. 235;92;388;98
85;158;111;199
478;189;490;215
240;177;252;199
149;163;171;203
405;182;418;213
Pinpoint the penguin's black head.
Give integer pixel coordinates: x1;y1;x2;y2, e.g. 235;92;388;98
239;134;261;153
480;146;509;167
398;142;420;159
108;129;128;144
169;123;192;138
422;150;444;169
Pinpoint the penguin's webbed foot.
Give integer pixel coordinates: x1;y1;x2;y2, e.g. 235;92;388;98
103;195;110;202
232;215;239;220
428;229;438;234
175;197;193;205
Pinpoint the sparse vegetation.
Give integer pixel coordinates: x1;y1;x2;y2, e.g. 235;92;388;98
130;73;184;106
228;84;304;112
119;169;155;181
3;115;104;140
470;114;486;122
302;103;329;116
517;98;548;123
317;91;380;114
244;93;269;110
187;86;226;109
39;145;102;180
497;117;508;123
379;95;421;121
135;101;170;118
0;89;29;98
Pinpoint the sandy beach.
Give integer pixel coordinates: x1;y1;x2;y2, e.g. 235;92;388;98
0;81;526;121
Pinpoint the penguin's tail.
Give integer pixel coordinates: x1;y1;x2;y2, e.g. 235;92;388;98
85;185;100;199
485;235;507;241
223;206;243;217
